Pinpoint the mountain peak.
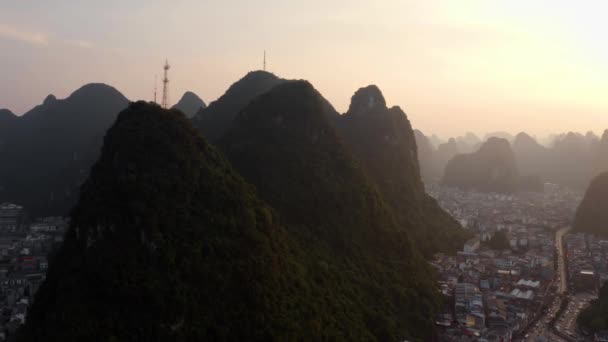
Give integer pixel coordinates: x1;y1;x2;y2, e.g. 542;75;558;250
193;70;286;142
68;83;127;102
228;80;332;138
0;109;15;118
43;94;57;105
346;85;386;115
171;91;206;118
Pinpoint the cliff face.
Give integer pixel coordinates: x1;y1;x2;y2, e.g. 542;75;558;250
443;137;519;193
335;85;471;256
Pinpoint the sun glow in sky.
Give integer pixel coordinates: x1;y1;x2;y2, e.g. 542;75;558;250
1;0;608;138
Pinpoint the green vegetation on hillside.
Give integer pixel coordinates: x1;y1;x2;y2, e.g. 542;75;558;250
21;102;322;340
219;81;442;340
22;99;444;341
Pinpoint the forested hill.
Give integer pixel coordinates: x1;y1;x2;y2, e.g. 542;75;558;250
21;101;324;340
22;99;441;341
218;81;441;340
335;85;471;256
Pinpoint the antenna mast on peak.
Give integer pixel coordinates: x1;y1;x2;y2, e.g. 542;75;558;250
263;50;266;71
153;74;157;104
161;59;170;108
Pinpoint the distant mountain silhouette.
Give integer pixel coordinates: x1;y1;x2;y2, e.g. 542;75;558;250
436;138;460;177
22;101;336;340
585;131;600;146
193;71;286;142
218;81;442;340
414;129;439;183
428;134;443;148
171;91;206;118
574;171;608;237
456;132;481;153
484;131;514;142
336;85;470;255
443;137;519;193
593;130;608;177
0;83;129;216
512;132;547;176
546;132;593;188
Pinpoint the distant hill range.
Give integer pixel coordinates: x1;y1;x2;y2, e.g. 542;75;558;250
573;171;608;237
171;91;206;118
439;137;543;193
442;137;521;192
0;84;129;216
416;129;608;191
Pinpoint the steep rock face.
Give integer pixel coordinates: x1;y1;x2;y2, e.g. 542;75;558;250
21;102;328;341
171;91;206;118
573;171;608;237
0;84;129;216
219;81;441;341
443;137;519;193
335;85;470;255
193;71;286;142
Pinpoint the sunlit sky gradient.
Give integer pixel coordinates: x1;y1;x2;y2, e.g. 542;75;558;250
2;0;608;138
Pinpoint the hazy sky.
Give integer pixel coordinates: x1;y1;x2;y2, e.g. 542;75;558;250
2;1;608;138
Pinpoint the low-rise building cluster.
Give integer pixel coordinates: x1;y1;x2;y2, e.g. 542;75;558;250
428;185;581;341
564;233;608;294
0;204;66;340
